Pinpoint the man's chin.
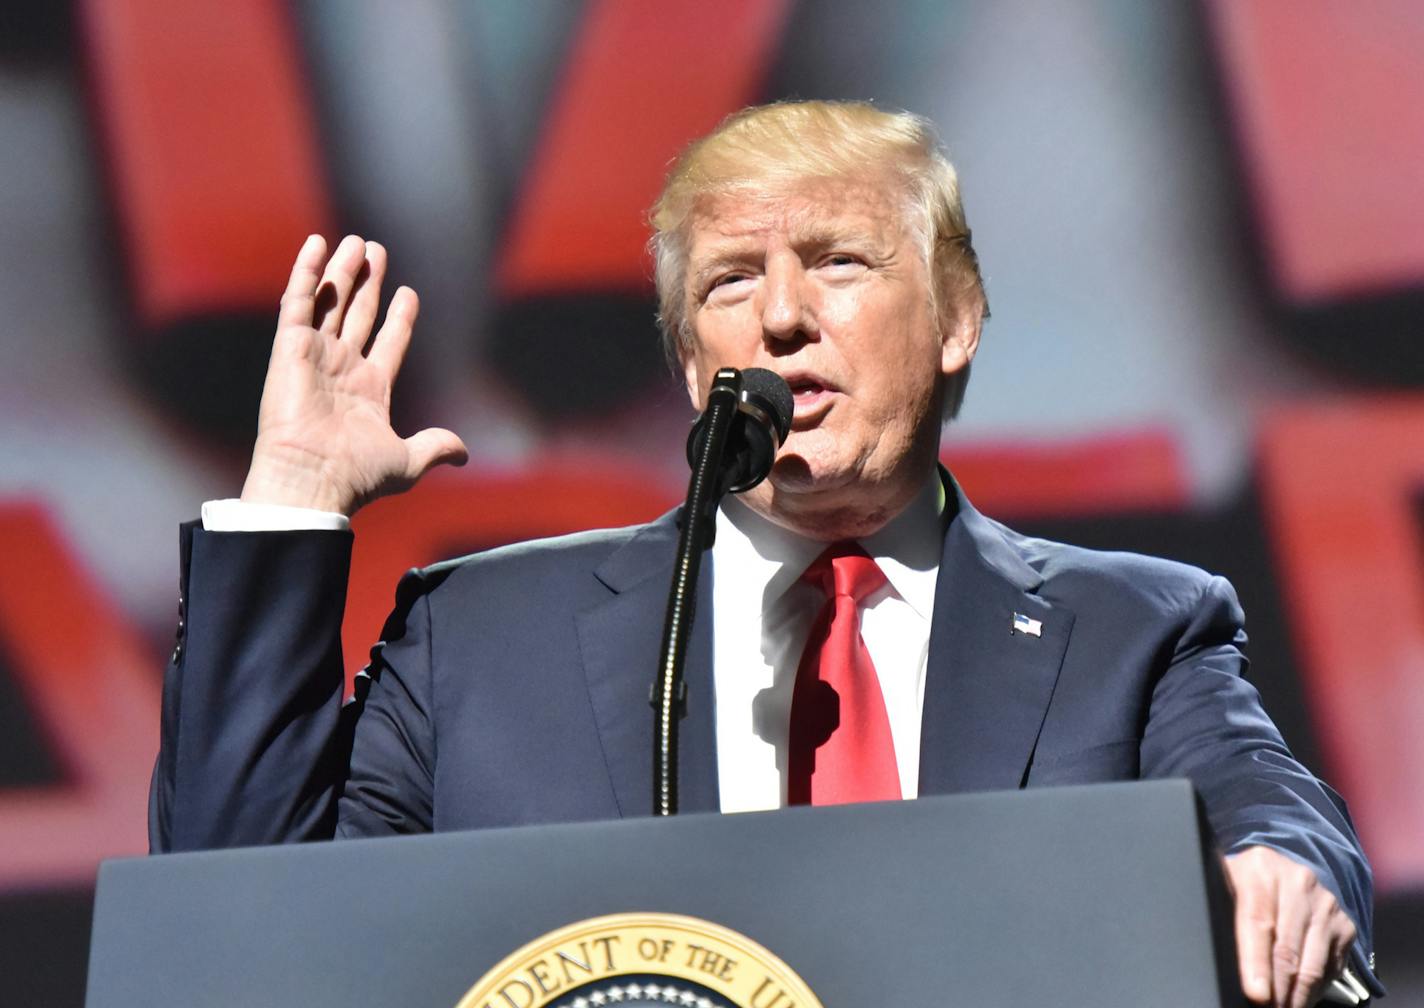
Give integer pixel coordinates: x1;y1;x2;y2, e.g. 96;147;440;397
764;455;857;496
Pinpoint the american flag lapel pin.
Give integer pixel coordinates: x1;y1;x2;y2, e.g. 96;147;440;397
1011;612;1043;638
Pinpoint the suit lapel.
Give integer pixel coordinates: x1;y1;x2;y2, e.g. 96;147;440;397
574;480;1072;811
575;513;719;818
919;486;1076;795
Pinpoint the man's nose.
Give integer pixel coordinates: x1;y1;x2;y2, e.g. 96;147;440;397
759;256;816;345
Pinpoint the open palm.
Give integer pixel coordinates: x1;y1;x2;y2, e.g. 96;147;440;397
241;235;467;516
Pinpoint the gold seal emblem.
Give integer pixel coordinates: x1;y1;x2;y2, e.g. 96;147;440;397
454;912;824;1008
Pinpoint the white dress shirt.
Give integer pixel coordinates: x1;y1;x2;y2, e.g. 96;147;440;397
202;476;945;813
202;498;350;532
708;478;944;811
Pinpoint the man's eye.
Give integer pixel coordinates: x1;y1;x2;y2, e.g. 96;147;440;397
710;274;749;290
823;254;861;268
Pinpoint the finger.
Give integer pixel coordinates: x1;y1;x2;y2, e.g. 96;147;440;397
1286;902;1336;1008
403;428;469;481
276;234;328;330
339;240;388;349
366;285;420;377
1329;917;1361;995
1233;871;1277;1004
312;234;369;337
1272;876;1314;1008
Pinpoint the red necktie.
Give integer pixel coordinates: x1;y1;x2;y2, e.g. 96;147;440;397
787;543;901;805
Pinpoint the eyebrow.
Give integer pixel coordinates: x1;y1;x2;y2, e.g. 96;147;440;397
688;224;888;291
689;250;757;293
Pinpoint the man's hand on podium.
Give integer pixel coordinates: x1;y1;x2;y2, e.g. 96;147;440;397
240;234;468;518
1225;845;1366;1007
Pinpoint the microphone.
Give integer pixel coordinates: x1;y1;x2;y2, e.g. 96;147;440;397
656;366;793;815
685;367;794;494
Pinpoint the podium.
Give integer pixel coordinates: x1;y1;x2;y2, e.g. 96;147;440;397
86;780;1242;1007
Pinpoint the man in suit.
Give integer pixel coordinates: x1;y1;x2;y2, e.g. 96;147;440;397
151;101;1378;1006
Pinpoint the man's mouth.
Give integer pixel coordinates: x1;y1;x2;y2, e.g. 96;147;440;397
781;373;838;426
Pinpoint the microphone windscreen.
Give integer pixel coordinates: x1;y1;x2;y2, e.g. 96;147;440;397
739;367;793;442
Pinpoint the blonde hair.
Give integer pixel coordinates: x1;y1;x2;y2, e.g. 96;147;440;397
649;99;987;416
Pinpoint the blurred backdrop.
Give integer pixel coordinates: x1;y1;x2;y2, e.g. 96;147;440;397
1;1;1421;1003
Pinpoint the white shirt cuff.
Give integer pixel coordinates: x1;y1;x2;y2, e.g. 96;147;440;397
200;498;351;532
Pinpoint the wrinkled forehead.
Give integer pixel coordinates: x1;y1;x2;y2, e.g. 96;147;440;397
684;173;916;256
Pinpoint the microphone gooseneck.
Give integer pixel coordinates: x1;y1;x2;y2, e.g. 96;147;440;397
654;367;793;816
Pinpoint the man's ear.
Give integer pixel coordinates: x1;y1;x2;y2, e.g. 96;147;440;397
682;348;705;411
940;299;983;377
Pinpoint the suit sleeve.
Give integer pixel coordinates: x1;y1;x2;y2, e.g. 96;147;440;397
148;522;449;851
1141;574;1381;996
150;523;354;851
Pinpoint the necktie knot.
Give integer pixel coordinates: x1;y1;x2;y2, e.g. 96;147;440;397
802;543;886;605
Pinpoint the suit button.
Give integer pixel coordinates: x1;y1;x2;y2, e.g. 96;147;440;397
172;594;186;663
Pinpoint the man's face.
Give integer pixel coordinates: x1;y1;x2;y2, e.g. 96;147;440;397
681;173;977;533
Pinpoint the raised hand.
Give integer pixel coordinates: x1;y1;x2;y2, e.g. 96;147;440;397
240;235;468;516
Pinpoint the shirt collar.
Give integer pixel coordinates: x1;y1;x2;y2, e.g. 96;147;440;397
714;472;945;619
715;494;823;608
858;473;945;621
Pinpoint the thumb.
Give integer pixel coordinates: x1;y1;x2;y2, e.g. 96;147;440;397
403;427;469;480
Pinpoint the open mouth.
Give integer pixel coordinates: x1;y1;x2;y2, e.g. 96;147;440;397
783;374;838;424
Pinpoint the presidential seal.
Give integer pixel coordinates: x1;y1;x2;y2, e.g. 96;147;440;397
454;912;824;1008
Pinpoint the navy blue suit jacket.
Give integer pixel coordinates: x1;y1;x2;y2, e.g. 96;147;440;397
150;481;1378;987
